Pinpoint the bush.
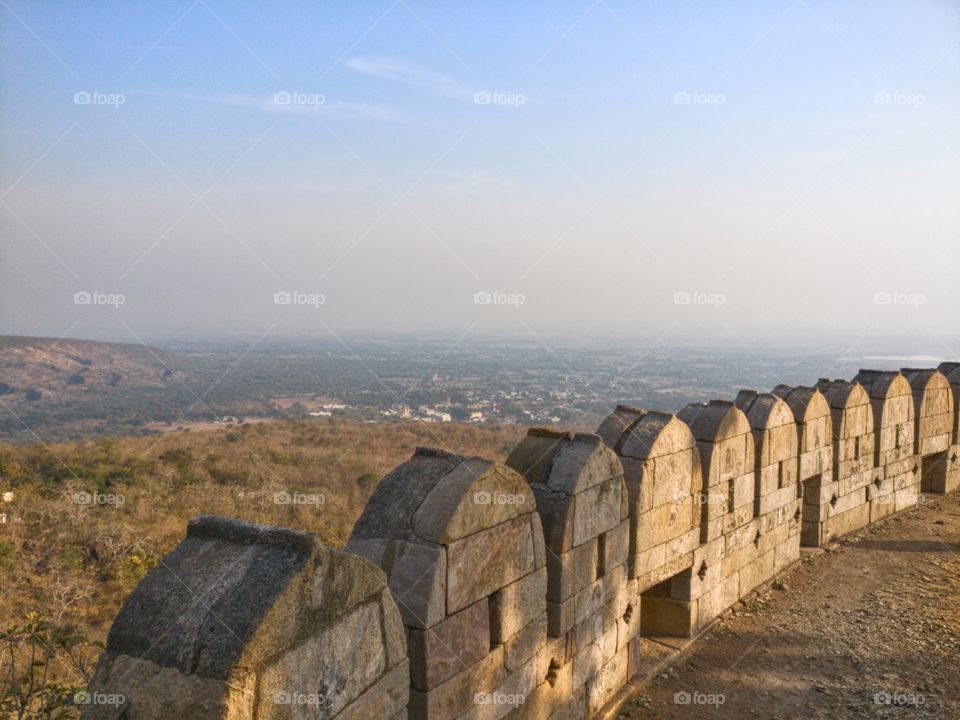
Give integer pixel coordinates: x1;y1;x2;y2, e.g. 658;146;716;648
0;613;101;720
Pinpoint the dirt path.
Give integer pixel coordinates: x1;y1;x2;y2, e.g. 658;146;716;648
618;492;960;719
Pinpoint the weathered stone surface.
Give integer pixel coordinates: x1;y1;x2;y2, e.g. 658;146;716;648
547;540;598;602
413;459;534;544
335;661;411;720
85;516;407;720
352;448;466;542
256;599;387;718
902;369;954;459
407;646;506;720
347;537;447;630
447;514;537;613
508;431;625;555
490;566;548;643
503;614;547;671
572;476;623;547
409;599;490;690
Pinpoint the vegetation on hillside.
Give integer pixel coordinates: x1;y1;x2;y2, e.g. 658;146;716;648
0;418;525;717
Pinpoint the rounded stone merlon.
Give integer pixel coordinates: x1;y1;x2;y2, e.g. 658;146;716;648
505;430;569;486
816;379;869;412
607;411;694;460
508;430;626;553
854;370;914;430
84;516;407;720
854;370;912;403
678;399;751;442
596;404;647;451
939;363;960;434
735;391;794;432
900;368;951;407
508;430;622;495
412;459;534;544
771;385;832;426
352;448;535;546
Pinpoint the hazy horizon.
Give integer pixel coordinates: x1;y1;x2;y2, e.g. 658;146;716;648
2;1;958;354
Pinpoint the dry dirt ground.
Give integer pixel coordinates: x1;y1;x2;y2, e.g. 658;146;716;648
618;492;960;719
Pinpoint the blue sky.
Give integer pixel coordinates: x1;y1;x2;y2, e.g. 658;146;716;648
1;0;958;347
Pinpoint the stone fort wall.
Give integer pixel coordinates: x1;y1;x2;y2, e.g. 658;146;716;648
84;363;960;720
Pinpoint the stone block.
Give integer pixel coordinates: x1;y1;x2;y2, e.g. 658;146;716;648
447;515;536;614
408;599;490;691
407;646;506;720
490;567;547;643
572;477;623;547
546;539;597;603
601;519;630;574
586;646;628;716
413;460;534;544
503;614;547;671
348;537;447;629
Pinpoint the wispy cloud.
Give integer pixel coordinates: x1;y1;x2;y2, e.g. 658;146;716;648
345;56;472;102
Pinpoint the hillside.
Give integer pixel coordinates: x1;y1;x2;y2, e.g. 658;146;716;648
0;417;526;711
0;335;178;399
0;336;189;441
